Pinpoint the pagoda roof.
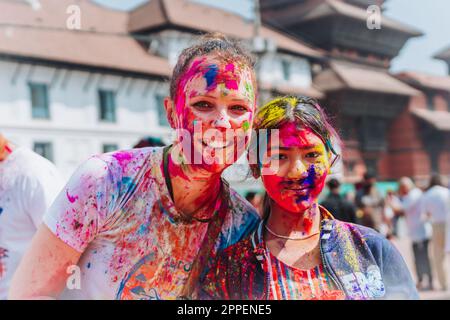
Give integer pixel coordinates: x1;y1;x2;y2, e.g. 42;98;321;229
128;0;324;59
434;46;450;61
314;61;420;96
0;0;172;77
260;82;324;99
411;108;450;132
300;0;422;36
396;72;450;92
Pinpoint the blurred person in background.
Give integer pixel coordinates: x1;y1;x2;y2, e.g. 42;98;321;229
0;133;64;299
398;177;433;291
355;172;385;233
423;174;450;291
320;178;357;223
133;136;165;149
384;189;403;238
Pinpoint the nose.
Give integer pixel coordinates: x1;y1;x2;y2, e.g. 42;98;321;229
287;159;307;179
213;109;232;129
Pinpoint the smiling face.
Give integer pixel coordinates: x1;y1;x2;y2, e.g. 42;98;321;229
167;54;256;172
261;122;331;214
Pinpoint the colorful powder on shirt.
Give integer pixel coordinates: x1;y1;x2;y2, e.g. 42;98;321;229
112;151;133;168
66;189;79;203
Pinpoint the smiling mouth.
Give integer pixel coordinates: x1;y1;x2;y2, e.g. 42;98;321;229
201;139;234;149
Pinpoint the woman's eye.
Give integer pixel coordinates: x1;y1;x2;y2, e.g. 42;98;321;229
192;101;213;110
305;152;320;159
229;105;249;113
270;154;288;161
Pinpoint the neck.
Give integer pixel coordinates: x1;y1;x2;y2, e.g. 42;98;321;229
266;201;321;237
167;144;223;218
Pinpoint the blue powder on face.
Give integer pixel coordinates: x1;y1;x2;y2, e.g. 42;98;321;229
204;64;218;89
296;165;316;203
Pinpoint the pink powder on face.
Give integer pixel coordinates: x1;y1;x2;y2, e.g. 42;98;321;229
175;58;206;128
189;90;198;98
225;80;239;90
278;122;311;148
225;63;235;73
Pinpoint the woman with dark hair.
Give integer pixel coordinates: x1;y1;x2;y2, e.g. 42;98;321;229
202;96;418;300
9;33;260;300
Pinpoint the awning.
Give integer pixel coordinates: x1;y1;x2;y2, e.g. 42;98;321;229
260;82;324;99
411;108;450;131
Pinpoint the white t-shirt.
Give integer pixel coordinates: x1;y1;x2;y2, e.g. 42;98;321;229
423;185;450;224
400;188;430;242
0;147;64;299
43;147;260;300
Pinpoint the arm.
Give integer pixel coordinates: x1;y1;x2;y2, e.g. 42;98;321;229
9;224;82;299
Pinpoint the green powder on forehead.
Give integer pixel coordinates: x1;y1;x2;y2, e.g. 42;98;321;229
245;82;254;97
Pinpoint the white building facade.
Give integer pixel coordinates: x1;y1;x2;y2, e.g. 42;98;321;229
0;59;170;179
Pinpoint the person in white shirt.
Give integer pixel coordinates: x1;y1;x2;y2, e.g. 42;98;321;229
423;174;450;291
398;177;433;291
0;134;64;299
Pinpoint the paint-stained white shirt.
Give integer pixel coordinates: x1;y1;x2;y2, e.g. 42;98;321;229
400;188;430;242
43;147;259;300
423;185;450;223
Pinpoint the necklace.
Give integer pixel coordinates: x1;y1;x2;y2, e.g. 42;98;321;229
264;224;320;241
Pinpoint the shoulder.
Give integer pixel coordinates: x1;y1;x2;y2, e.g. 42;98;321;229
330;219;392;251
75;147;162;184
96;147;162;176
12;148;58;175
11;148;63;188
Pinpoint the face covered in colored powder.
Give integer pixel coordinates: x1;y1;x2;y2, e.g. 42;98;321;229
169;54;256;172
261;122;331;214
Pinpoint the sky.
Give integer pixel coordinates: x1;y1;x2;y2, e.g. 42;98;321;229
94;0;450;76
